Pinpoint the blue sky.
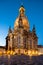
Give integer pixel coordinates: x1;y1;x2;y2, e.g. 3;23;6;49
0;0;43;46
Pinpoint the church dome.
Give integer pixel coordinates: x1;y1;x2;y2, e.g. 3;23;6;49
14;5;30;30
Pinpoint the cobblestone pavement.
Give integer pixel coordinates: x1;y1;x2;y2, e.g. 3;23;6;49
0;55;43;65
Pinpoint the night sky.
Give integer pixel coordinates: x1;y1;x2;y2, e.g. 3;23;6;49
0;0;43;46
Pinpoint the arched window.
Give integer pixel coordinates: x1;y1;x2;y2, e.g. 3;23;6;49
30;40;32;49
18;35;21;48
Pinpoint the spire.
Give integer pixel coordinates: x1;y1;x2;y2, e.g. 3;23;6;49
32;25;36;33
8;26;12;33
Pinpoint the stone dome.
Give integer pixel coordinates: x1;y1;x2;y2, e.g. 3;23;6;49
14;16;29;30
14;5;30;31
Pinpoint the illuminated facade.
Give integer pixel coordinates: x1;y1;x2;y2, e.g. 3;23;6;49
5;5;38;55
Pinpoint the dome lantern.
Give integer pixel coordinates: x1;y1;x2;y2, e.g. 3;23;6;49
19;5;25;16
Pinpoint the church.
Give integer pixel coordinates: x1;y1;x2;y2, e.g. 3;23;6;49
5;5;38;55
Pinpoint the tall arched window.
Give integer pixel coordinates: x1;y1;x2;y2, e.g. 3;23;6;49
30;40;32;49
18;35;21;48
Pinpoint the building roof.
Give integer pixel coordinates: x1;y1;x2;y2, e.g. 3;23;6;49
37;45;43;48
0;46;5;49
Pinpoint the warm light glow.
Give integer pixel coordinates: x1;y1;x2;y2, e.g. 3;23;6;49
38;52;43;55
0;49;43;56
0;51;2;55
7;50;10;55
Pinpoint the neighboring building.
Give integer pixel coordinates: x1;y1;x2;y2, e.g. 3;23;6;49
6;5;38;54
38;45;43;55
0;46;5;55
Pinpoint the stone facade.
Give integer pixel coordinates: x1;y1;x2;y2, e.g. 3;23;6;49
6;5;38;54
